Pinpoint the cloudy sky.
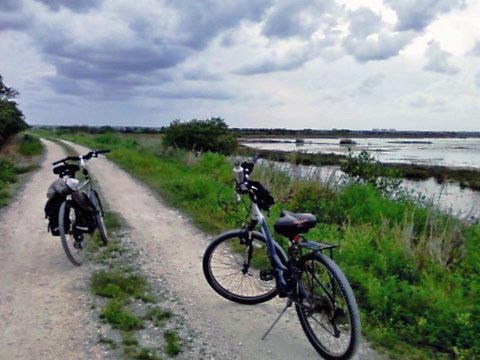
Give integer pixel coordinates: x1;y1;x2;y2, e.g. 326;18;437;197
1;0;479;130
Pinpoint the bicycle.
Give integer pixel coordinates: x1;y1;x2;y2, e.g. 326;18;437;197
47;149;110;266
202;158;361;359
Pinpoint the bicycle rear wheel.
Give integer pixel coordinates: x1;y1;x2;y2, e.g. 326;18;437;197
295;252;360;360
59;200;90;266
203;230;287;305
90;189;108;245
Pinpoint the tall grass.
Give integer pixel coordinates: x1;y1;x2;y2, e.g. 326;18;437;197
53;131;479;359
0;133;44;206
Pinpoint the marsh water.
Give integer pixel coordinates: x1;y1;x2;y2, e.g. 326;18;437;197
245;138;480;218
244;137;480;169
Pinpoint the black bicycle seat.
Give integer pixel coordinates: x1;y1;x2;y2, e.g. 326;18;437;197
53;163;80;178
274;210;317;238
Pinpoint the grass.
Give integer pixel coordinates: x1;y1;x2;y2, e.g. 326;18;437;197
164;330;182;357
0;132;44;207
100;299;143;331
18;133;43;156
144;307;173;327
43;130;480;359
85;204;181;358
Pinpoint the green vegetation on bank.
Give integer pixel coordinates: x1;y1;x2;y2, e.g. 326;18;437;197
0;133;44;207
45;130;479;359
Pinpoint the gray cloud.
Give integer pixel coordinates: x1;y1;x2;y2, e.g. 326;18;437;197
34;0;102;12
183;66;221;81
262;0;339;39
0;0;21;11
235;47;312;75
343;31;414;62
423;40;460;75
384;0;466;32
11;0;275;101
146;86;234;100
342;6;415;62
348;7;382;38
355;73;385;95
0;1;30;30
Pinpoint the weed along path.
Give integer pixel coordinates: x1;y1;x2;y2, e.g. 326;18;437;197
0;140;101;360
67;141;380;360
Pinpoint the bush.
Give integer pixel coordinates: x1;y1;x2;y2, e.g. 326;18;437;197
163;118;237;154
19;134;43;156
0;75;28;147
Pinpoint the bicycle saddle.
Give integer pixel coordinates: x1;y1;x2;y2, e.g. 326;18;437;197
53;163;80;178
274;210;317;238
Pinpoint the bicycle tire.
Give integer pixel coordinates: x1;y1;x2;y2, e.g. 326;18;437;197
295;252;360;360
59;200;89;266
203;230;287;305
90;189;108;245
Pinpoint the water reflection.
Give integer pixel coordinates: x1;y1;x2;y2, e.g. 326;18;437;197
259;160;479;219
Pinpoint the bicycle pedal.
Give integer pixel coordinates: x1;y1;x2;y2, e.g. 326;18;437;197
260;269;274;281
74;241;83;249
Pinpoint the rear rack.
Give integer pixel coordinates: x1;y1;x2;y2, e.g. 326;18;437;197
299;239;339;252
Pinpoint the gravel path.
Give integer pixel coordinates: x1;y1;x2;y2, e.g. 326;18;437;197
67;141;381;360
0;140;102;360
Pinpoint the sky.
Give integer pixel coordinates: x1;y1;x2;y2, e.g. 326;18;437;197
0;0;479;131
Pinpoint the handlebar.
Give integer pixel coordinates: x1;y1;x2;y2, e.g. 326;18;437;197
52;149;111;166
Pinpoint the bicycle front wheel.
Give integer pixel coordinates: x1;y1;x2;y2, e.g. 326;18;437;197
203;230;287;305
59;200;89;266
295;252;360;360
90;189;108;245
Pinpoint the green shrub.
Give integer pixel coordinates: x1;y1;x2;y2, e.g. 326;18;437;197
19;134;43;156
163;118;237;154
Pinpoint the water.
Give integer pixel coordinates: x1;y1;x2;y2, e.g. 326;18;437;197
244;137;480;170
259;160;480;219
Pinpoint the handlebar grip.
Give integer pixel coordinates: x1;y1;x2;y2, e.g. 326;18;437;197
96;149;110;154
52;156;80;165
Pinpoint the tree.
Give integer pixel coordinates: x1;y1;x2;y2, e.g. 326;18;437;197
163;118;237;154
0;74;28;147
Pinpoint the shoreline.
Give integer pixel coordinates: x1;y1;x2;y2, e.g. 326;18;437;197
238;146;480;191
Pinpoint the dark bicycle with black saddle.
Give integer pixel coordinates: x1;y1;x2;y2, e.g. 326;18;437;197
202;158;361;359
44;149;110;266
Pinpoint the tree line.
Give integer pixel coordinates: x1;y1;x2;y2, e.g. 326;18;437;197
0;74;28;148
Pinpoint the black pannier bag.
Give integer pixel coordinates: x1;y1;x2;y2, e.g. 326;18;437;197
44;193;66;236
71;192;96;234
45;179;69;236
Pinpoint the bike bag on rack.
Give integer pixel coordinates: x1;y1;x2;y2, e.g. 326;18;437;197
71;192;96;234
44;179;69;236
248;180;275;211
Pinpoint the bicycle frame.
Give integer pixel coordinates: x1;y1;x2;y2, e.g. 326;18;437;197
64;157;92;197
250;203;290;294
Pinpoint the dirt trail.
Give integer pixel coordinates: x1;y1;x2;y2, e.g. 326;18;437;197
0;140;101;360
68;141;380;360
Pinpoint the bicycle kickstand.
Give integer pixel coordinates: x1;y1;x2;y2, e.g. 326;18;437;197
261;299;292;340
